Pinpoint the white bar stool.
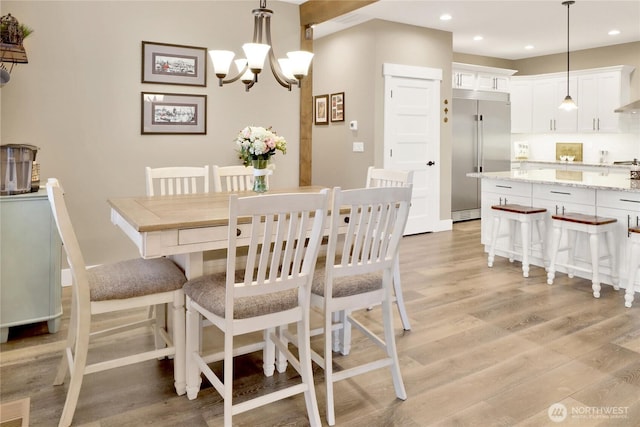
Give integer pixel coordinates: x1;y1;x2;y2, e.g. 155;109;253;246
488;203;547;278
546;213;618;298
624;226;640;308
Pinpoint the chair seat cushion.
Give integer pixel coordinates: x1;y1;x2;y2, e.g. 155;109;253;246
88;258;186;301
183;273;298;319
311;267;383;298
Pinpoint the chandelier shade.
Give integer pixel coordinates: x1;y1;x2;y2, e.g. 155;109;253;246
209;0;313;91
559;1;578;111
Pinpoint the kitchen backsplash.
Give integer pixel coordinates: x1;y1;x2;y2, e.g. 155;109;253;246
510;132;640;163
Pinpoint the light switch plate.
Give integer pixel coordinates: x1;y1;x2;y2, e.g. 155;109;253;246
353;142;364;152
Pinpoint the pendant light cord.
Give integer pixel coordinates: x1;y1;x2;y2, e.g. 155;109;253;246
566;1;570;95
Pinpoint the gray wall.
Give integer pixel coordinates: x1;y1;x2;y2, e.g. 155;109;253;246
1;1;303;266
312;19;453;221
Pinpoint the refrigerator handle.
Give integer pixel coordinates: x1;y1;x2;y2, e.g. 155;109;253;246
477;114;484;173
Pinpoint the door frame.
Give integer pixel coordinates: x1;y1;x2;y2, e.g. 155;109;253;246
382;63;452;233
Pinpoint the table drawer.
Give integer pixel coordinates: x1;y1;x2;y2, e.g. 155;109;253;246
178;223;252;246
482;180;532;197
533;184;596;205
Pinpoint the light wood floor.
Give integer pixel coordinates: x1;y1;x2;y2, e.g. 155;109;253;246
2;220;639;426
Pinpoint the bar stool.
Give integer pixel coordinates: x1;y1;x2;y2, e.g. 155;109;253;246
546;213;618;298
488;203;547;278
624;226;640;308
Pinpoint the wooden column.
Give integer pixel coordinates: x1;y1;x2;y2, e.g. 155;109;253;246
298;0;377;186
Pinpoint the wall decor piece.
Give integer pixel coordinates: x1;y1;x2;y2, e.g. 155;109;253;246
330;92;345;122
314;94;329;125
141;41;207;86
555;142;583;162
141;92;206;135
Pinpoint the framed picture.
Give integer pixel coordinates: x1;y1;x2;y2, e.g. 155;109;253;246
314;94;329;125
141;92;207;135
142;41;207;86
330;92;345;122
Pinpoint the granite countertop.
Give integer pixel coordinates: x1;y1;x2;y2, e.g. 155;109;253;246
512;160;634;170
468;169;640;192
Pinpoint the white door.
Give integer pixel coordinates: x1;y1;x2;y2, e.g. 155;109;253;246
383;64;442;235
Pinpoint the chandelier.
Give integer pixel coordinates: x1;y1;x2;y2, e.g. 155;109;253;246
209;0;313;92
559;1;577;111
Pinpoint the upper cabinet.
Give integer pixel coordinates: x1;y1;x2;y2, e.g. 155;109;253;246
452;63;517;93
511;65;634;134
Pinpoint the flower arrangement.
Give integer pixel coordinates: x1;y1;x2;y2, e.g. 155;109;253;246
235;126;287;167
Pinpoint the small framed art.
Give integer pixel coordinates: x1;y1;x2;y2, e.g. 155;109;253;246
330;92;345;122
142;41;207;86
141;92;207;135
314;94;329;125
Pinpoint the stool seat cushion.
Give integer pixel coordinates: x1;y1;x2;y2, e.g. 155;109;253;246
491;204;546;214
629;227;640;234
552;213;617;226
88;257;186;301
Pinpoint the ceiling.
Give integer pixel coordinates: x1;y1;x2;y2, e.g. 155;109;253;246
293;0;640;60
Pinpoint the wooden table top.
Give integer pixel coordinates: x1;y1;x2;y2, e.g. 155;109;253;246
108;186;327;233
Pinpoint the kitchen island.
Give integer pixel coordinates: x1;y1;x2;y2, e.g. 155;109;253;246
469;169;640;294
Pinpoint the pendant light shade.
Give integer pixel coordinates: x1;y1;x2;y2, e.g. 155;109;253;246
559;1;578;111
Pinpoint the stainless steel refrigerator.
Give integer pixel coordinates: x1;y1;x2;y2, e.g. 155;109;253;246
451;89;511;222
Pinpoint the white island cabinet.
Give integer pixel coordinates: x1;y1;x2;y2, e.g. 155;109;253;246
472;169;640;294
0;190;62;342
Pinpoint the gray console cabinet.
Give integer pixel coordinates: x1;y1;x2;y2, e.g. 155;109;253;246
1;190;62;342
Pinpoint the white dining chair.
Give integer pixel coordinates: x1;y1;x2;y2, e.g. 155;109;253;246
304;186;411;425
212;164;276;193
144;165;209;347
365;166;413;331
183;190;329;427
145;165;210;196
46;178;187;427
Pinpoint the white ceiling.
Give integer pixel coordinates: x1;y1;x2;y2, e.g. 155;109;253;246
298;0;640;60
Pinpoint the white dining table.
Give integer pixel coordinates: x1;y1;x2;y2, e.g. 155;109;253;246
108;186;328;279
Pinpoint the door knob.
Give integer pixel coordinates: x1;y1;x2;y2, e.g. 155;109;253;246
426;161;436;166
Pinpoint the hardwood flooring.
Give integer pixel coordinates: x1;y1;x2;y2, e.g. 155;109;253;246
1;220;639;426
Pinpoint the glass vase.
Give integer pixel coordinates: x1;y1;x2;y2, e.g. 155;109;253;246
252;158;269;193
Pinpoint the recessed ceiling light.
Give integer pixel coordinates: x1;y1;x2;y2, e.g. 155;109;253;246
440;13;452;21
608;29;621;36
473;35;483;41
525;45;534;50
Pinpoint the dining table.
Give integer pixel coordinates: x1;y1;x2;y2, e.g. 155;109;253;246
108;186;329;279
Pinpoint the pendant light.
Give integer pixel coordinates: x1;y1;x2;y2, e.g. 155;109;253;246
559;1;578;111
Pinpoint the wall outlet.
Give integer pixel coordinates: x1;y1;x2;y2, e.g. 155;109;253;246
353;142;364;152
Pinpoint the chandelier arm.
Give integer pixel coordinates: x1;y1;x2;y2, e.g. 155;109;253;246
220;63;250;85
264;15;295;89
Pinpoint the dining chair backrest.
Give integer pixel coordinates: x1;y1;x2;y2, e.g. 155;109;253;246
212;164;257;192
225;189;329;320
46;178;91;309
327;186;412;281
365;166;413;189
145;166;210;196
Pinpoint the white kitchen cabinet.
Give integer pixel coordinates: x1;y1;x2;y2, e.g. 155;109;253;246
596;191;640;291
0;190;62;343
510;77;534;133
532;76;578;133
452;63;517;93
452;69;476;90
578;71;625;133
